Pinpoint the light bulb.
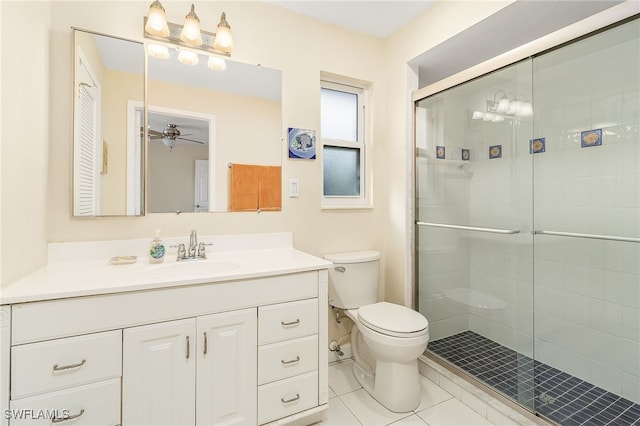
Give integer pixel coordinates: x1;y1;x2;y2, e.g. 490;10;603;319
148;44;170;59
145;0;170;37
180;4;203;46
212;12;233;54
207;56;227;71
178;50;199;65
497;98;510;114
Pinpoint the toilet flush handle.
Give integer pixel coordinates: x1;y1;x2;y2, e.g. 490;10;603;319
335;266;346;273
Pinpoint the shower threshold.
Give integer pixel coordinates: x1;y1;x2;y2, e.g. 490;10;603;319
428;331;640;426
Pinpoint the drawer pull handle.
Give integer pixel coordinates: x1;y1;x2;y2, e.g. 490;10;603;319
203;332;208;355
186;336;190;359
52;409;85;423
52;359;86;371
281;393;300;404
281;319;300;327
281;356;300;365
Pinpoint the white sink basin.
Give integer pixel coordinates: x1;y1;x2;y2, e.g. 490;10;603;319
146;259;240;276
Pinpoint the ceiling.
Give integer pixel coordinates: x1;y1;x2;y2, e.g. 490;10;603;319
268;0;624;86
266;1;436;38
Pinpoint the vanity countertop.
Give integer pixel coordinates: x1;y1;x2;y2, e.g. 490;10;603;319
0;233;332;305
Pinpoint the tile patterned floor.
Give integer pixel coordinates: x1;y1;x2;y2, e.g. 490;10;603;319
318;359;492;425
428;331;640;426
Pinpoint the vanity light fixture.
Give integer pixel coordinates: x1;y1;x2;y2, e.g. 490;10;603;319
476;90;533;120
143;1;234;57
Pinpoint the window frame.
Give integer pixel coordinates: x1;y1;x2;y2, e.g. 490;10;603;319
320;79;372;209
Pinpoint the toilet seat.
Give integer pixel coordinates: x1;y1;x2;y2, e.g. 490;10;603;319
357;302;428;338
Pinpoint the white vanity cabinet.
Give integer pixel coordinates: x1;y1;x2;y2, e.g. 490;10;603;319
3;267;329;426
123;308;257;425
8;330;122;426
122;318;197;425
257;299;320;424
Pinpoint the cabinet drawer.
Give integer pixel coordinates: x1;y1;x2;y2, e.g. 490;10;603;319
11;330;121;399
259;299;318;344
258;335;318;385
9;378;120;425
258;371;318;425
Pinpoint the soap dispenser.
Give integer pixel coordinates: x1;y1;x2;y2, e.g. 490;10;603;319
149;230;166;263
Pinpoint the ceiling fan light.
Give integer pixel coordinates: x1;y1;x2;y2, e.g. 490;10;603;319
145;0;170;37
212;12;233;54
148;44;170;59
207;56;226;71
161;137;175;149
178;50;199;65
180;4;203;46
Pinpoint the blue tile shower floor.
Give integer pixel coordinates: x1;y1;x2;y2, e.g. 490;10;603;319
428;331;640;425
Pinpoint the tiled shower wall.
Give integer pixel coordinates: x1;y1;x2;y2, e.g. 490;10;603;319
417;18;639;405
531;21;639;403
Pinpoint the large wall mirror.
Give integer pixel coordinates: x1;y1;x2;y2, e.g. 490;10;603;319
72;29;283;216
147;47;282;213
72;29;145;216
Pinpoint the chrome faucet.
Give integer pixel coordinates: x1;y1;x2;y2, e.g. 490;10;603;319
188;229;198;258
176;229;211;261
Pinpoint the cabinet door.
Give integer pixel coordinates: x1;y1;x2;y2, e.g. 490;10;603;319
196;308;257;426
123;319;196;426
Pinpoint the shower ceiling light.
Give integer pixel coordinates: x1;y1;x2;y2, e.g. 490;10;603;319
143;1;234;57
486;91;533;118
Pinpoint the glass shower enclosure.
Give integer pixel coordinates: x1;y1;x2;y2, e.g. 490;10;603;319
415;16;639;424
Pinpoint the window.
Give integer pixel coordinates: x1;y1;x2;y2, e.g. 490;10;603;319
321;79;371;208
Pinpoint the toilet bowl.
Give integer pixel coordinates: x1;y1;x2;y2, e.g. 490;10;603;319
325;251;429;413
346;303;429;412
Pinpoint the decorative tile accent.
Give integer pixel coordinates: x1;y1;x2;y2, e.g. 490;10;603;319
581;129;602;148
489;145;502;159
462;149;470;161
530;138;546;154
429;331;640;425
436;146;446;159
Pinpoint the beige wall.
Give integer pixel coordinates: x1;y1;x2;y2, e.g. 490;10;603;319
102;68;144;215
0;2;51;285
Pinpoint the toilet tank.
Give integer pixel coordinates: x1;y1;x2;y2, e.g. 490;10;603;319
324;250;380;309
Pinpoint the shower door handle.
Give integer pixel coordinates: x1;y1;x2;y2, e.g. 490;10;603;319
533;230;640;243
417;222;520;235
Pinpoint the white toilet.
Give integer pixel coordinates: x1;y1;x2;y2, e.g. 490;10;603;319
325;250;429;413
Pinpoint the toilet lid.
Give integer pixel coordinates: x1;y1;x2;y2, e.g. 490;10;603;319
358;302;428;337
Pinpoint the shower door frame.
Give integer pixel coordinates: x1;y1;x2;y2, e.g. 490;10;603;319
409;2;640;421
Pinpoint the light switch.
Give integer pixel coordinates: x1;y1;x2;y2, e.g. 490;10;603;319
288;179;299;198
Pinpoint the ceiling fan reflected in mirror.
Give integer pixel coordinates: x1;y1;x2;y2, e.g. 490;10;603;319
148;123;205;150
